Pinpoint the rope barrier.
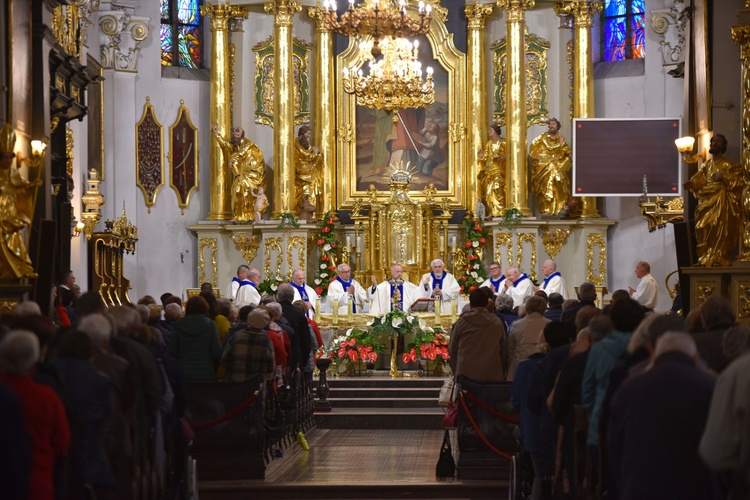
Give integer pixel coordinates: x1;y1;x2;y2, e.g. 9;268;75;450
462;389;520;424
190;390;261;430
458;391;513;461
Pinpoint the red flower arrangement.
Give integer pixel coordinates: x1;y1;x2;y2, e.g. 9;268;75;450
456;210;489;294
311;211;340;298
402;328;450;364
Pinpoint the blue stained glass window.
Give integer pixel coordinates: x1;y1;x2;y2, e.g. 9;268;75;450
603;0;645;62
161;0;202;67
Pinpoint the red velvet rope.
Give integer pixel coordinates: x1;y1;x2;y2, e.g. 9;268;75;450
462;389;521;424
459;391;513;461
190;390;260;430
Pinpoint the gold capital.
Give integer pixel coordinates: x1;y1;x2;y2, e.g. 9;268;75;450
497;0;535;22
553;1;603;28
265;0;302;25
465;2;493;30
201;4;249;31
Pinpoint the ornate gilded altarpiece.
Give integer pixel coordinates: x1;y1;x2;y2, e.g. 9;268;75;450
135;97;164;213
491;33;550;127
252;36;311;127
169;100;199;215
336;6;467;209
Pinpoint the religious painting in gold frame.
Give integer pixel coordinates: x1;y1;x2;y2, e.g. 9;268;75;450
135;97;164;214
252;35;311;127
168;100;198;215
335;8;466;209
491;33;550;127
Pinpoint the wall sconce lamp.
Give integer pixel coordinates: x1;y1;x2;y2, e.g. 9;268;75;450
17;139;47;168
674;136;704;164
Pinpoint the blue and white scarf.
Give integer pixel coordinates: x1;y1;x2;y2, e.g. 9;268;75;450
513;274;529;286
388;279;404;311
430;272;444;291
542;272;560;290
290;282;310;302
336;276;356;313
489;276;505;292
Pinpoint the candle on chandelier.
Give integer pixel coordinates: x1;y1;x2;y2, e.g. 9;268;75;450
451;236;456;249
346;235;352;247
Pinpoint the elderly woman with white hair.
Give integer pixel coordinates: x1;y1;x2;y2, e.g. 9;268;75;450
0;330;71;499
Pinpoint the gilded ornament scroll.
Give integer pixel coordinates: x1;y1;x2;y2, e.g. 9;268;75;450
494;232;514;269
541;228;570;260
136;97;164;214
287;236;307;272
517;233;537;282
169;100;199;216
586;234;607;286
264;237;284;280
253;36;311;127
492;33;550;127
232;233;261;263
198;238;218;287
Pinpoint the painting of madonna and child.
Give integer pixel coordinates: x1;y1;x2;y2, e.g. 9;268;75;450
354;37;450;192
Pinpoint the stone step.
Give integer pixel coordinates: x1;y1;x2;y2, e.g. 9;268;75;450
324;386;441;399
314;407;445;430
327;397;439;408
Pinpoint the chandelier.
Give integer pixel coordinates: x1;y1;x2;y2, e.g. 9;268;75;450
342;37;435;113
321;0;432;55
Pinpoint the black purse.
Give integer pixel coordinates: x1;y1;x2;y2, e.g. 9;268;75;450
435;429;456;478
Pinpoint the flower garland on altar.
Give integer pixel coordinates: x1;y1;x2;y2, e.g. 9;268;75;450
402;327;450;364
457;210;489;294
311;211;339;297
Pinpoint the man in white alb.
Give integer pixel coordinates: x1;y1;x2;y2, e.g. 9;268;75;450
420;259;460;308
480;261;506;294
369;264;421;315
290;268;319;318
235;267;262;307
629;261;658;310
226;264;252;301
327;263;368;314
534;259;568;299
503;266;534;308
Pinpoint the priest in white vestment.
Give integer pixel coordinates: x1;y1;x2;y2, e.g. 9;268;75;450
419;258;460;307
226;264;252;301
480;261;507;295
534;260;568;299
369;264;421;315
327;263;368;314
235;267;262;307
503;266;534;308
290;268;318;319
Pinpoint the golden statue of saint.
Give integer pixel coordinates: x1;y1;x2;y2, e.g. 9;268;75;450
684;134;744;267
294;125;323;214
530;118;572;215
0;124;40;280
477;125;506;217
212;125;266;221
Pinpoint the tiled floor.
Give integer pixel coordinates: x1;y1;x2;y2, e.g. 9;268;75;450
265;429;450;483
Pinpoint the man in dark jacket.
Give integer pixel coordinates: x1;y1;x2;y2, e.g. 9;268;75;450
561;281;597;326
608;333;722;500
449;288;507;382
277;283;311;370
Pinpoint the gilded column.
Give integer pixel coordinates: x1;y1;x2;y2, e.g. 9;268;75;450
466;2;494;213
497;0;534;216
266;0;302;217
309;7;336;215
201;4;249;221
732;9;750;260
555;0;602;218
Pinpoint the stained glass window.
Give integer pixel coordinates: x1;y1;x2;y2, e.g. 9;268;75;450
602;0;645;62
160;0;202;68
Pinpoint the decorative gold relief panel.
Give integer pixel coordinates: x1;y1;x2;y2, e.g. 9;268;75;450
253;36;311;127
517;233;537;282
232;233;261;263
492;33;550;127
692;280;717;310
494;232;513;269
735;279;750;320
264;237;284;279
586;233;607;286
198;238;218;287
336;17;466;208
541;228;570;260
287;235;307;273
136;97;164;214
168;100;199;215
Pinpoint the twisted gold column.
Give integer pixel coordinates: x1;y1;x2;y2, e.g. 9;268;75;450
309;7;336;215
266;0;302;217
201;4;249;221
555;1;602;218
731;19;750;260
466;2;494;213
497;0;534;216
